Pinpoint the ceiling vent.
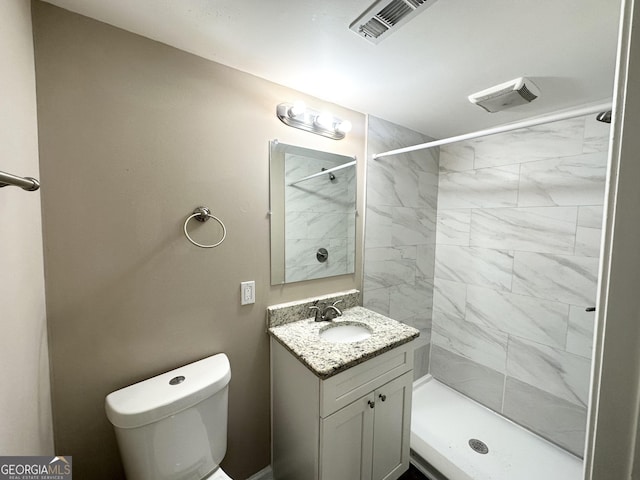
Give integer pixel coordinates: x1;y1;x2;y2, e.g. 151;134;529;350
350;0;439;44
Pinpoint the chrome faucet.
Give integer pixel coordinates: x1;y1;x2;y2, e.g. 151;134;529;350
322;300;343;321
309;300;343;322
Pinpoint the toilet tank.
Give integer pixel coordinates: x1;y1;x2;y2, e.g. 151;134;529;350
105;353;231;480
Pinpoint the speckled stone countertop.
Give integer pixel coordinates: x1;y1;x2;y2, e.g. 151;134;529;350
268;305;420;379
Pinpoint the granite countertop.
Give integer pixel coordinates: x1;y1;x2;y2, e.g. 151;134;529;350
268;306;420;379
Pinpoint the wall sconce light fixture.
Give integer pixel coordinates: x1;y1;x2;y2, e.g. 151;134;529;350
276;102;352;140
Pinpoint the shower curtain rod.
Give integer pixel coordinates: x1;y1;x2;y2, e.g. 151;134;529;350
372;102;613;159
288;160;356;186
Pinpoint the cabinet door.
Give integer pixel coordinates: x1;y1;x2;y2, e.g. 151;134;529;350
372;372;413;480
320;393;375;480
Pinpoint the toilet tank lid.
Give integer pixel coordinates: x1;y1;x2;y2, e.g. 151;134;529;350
105;353;231;429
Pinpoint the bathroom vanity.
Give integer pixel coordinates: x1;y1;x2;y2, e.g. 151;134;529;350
267;293;419;480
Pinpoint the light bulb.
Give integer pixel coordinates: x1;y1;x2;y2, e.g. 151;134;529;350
315;112;334;129
336;120;352;134
288;101;306;118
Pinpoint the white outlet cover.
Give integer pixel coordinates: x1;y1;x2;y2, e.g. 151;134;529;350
240;281;255;305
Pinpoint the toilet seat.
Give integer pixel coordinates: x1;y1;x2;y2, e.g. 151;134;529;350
204;467;232;480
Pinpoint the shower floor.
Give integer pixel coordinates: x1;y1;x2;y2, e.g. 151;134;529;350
410;376;583;480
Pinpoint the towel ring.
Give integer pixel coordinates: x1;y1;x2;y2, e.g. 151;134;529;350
183;207;227;248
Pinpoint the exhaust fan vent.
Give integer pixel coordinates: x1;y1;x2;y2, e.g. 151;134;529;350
350;0;439;44
468;77;541;113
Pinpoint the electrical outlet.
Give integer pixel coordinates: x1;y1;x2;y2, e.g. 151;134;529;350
240;281;255;305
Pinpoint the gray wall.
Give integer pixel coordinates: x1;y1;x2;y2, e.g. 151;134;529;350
32;3;365;478
0;0;53;456
363;116;439;380
431;115;609;456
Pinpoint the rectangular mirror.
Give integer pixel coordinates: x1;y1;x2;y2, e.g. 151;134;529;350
269;140;357;285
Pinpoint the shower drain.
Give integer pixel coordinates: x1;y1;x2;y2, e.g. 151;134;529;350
468;438;489;454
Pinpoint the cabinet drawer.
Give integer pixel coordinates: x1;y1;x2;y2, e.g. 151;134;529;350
319;342;413;417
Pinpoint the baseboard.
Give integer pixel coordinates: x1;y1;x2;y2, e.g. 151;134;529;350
410;449;448;480
413;373;433;389
245;465;273;480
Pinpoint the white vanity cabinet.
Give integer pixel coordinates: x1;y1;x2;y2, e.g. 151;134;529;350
270;338;414;480
320;371;413;480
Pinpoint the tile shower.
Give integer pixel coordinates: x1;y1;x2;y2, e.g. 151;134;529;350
363;116;439;379
363;114;609;458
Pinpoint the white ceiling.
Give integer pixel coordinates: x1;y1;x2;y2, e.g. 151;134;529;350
41;0;622;139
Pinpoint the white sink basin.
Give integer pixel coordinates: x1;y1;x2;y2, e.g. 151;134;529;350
319;322;372;343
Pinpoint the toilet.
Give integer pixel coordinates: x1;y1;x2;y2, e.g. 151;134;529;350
105;353;233;480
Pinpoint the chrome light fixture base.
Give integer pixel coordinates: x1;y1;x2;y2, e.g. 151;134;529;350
276;102;351;140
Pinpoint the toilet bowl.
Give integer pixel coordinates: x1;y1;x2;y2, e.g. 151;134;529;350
105;353;233;480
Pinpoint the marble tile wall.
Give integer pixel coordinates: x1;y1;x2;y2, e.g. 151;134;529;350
431;115;610;457
284;153;356;282
363;116;439;380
